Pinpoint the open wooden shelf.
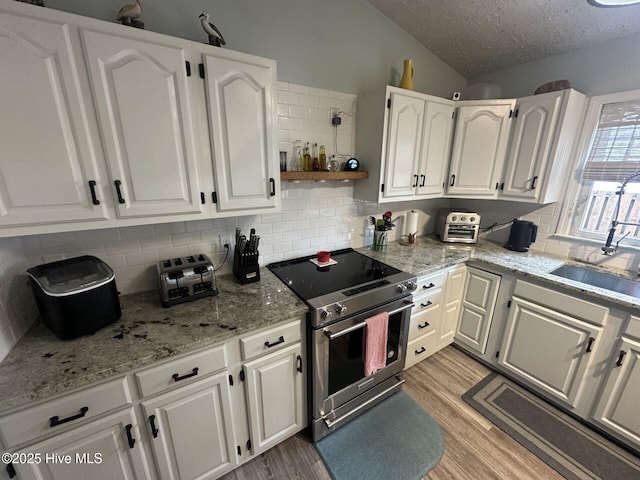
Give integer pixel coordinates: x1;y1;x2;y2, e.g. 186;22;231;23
280;171;368;181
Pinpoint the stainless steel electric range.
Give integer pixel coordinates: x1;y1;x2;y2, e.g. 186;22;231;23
268;248;417;441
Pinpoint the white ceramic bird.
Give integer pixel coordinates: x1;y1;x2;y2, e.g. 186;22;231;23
117;0;143;26
199;11;226;47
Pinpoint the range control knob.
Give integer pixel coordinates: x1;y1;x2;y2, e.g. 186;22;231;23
470;216;476;222
320;309;332;320
335;304;347;315
406;281;417;291
397;284;408;293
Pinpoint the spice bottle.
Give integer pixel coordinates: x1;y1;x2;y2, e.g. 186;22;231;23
302;142;312;171
312;143;320;171
319;145;327;171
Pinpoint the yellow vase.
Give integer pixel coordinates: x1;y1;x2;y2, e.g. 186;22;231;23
399;59;414;90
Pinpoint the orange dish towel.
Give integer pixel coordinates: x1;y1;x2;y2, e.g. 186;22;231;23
364;312;389;376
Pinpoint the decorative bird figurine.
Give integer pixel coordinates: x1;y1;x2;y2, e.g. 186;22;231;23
199;11;225;47
117;0;143;28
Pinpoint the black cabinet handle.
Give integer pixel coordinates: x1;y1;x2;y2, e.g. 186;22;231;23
88;180;100;205
586;337;595;353
49;406;89;428
149;414;159;438
616;350;626;367
420;301;433;308
412;174;419;187
172;367;199;382
269;178;276;196
500;182;505;190
495;182;499;190
6;463;16;479
198;63;205;79
531;175;538;189
417;321;430;329
296;355;303;373
415;346;426;355
420;174;426;187
265;336;285;348
450;175;455;187
185;60;191;77
125;423;135;449
200;192;205;204
422;283;435;290
114;180;125;204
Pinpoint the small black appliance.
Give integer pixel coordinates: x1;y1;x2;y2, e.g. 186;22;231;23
505;219;538;252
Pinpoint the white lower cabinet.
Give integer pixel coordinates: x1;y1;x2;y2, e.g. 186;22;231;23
243;343;305;455
438;265;467;350
13;408;153;480
142;372;238;480
497;280;607;409
455;267;501;355
591;320;640;450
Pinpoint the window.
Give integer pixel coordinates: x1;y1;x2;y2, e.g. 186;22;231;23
566;90;640;247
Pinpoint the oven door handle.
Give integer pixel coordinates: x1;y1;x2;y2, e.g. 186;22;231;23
323;302;415;340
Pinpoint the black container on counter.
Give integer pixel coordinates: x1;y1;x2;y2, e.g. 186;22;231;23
26;256;121;340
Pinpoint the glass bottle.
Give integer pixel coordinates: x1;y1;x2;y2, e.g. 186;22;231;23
319;145;327;171
312;143;320;171
302;142;312;172
292;140;302;171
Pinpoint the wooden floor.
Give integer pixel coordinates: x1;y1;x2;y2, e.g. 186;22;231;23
220;346;564;480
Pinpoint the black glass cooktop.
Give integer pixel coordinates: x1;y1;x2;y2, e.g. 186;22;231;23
267;248;401;300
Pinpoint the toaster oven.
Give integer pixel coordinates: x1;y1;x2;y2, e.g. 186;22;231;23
158;254;218;307
436;210;481;244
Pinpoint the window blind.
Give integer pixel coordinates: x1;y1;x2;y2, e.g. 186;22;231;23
581;99;640;182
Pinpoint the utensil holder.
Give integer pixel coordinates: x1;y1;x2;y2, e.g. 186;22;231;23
233;246;260;284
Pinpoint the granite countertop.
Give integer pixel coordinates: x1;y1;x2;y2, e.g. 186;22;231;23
0;270;307;412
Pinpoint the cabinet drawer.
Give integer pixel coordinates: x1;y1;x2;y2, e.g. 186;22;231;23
405;331;438;369
240;320;301;361
0;377;131;448
135;344;227;398
408;301;441;342
413;288;443;313
416;270;447;293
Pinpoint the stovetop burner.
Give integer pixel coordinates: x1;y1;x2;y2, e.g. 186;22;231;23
268;249;416;327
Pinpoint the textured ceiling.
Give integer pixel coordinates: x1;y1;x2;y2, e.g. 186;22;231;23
368;0;640;78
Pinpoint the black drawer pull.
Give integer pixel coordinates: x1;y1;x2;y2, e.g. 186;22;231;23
412;174;419;188
450;174;455;187
420;174;426;187
265;336;285;348
422;283;435;290
420;301;433;308
149;414;159;438
616;350;626;367
531;175;538;189
269;178;276;196
586;337;595;353
417;321;430;329
88;180;100;205
296;355;303;373
49;406;89;428
125;423;135;449
415;346;426;355
114;180;125;204
172;367;199;382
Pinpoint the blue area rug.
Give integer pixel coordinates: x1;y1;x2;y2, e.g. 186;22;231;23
315;391;444;480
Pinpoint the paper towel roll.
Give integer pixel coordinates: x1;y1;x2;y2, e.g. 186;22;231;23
406;210;419;235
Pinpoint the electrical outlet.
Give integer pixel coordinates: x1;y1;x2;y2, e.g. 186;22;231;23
330;107;339;117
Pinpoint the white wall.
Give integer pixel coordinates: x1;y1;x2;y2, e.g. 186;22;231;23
46;0;466;97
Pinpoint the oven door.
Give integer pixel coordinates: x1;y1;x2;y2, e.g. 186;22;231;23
311;296;413;424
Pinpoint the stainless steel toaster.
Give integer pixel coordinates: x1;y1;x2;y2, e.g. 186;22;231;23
436;209;481;244
158;254;218;307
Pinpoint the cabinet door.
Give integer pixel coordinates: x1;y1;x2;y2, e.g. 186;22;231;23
203;53;279;212
498;296;602;408
417;100;454;197
592;336;640;449
439;265;467;349
243;343;304;455
81;29;204;218
0;12;109;227
455;268;500;355
500;92;562;201
142;372;238;480
14;409;152;480
447;103;514;198
382;91;425;198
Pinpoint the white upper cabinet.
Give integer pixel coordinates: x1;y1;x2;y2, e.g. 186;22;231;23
202;52;279;212
0;11;109;227
354;86;453;203
81;29;205;219
499;89;587;203
446;100;515;198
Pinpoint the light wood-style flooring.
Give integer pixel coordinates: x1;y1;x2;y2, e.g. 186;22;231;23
220;346;564;480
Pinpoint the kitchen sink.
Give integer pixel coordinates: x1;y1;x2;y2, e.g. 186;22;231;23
549;264;640;299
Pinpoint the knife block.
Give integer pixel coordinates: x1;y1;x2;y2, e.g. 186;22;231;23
233;245;260;284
